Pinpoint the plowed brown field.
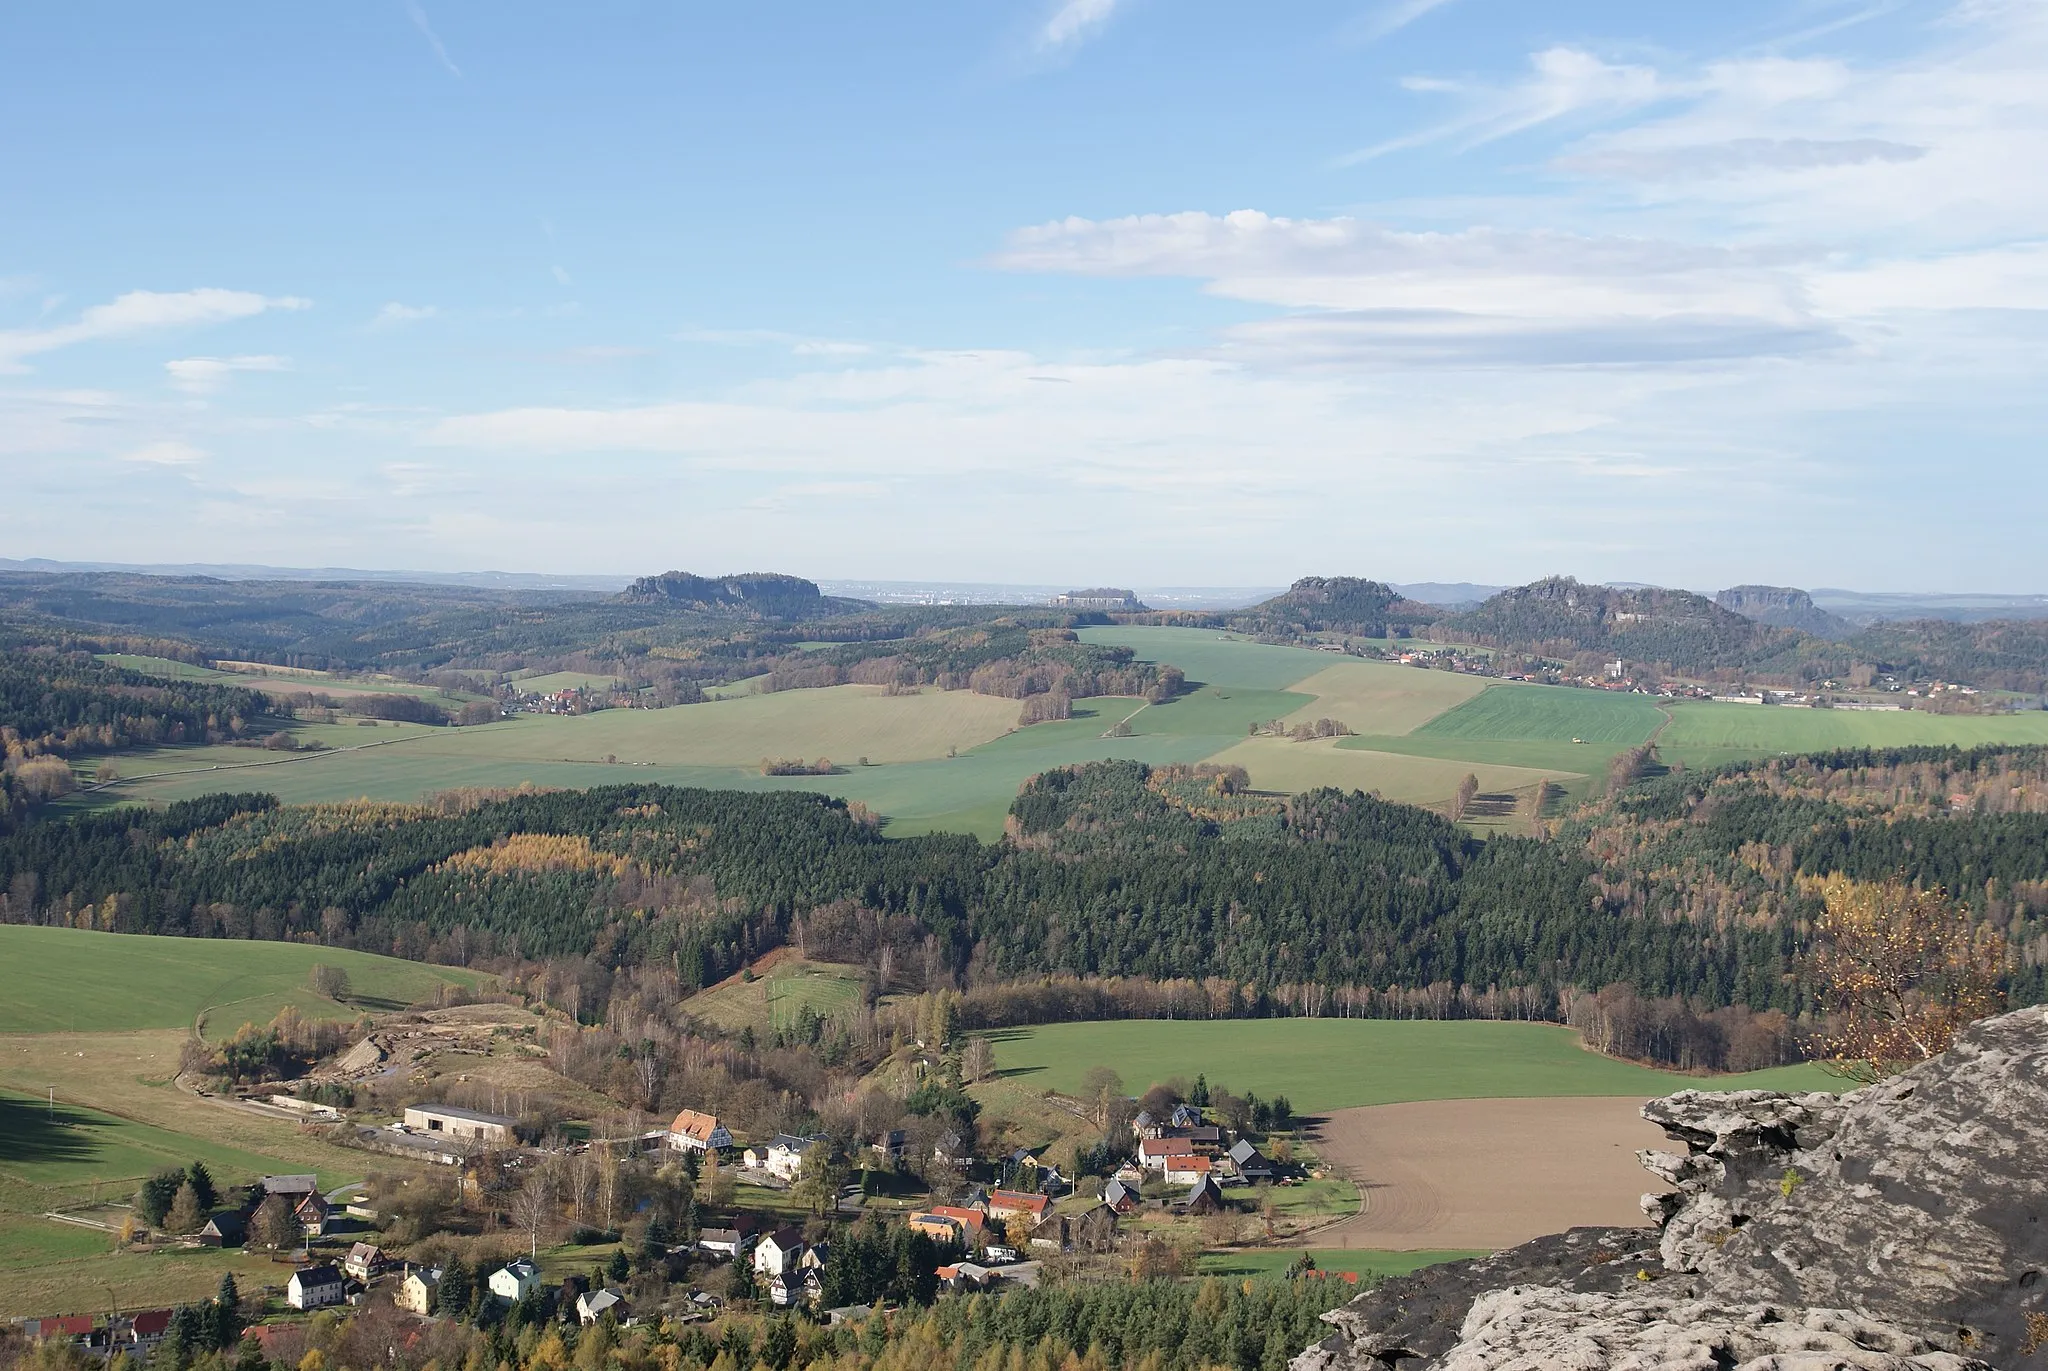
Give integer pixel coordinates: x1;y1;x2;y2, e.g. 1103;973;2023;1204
1299;1095;1672;1252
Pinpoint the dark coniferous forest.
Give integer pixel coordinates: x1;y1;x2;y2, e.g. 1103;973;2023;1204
4;747;2046;1069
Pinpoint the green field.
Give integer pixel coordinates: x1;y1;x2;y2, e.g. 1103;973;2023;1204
985;1019;1835;1113
74;627;2048;837
1195;1247;1484;1281
1658;699;2048;770
1413;685;1667;746
0;1089;333;1194
0;926;487;1036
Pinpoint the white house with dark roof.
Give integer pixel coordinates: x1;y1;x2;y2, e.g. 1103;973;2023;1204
287;1266;347;1311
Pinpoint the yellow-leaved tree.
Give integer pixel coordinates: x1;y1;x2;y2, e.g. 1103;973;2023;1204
1806;875;2007;1082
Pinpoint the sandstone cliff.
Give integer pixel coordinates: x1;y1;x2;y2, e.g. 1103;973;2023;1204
1295;1006;2048;1370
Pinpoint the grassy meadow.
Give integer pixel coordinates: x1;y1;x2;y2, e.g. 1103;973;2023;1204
984;1018;1837;1114
70;624;2048;836
682;957;869;1032
0;925;486;1036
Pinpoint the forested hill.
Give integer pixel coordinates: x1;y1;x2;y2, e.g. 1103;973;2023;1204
1225;576;1440;638
4;753;2044;1066
1435;577;1801;671
0;769;1773;1019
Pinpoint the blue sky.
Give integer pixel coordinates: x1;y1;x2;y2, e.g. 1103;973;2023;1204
3;1;2044;589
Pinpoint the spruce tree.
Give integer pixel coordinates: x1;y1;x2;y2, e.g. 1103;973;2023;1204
212;1273;243;1349
186;1161;218;1212
438;1256;472;1317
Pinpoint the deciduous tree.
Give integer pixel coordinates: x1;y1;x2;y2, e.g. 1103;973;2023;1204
1807;875;2007;1082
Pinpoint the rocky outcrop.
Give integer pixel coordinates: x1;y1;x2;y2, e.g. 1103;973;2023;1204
1295;1006;2048;1370
1716;584;1855;638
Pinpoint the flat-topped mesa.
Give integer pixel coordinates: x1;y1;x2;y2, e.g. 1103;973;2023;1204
1294;1005;2048;1371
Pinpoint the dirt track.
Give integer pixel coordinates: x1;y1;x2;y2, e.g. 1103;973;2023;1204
1300;1096;1672;1252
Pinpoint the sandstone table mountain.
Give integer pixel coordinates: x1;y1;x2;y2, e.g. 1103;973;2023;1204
1295;1005;2048;1370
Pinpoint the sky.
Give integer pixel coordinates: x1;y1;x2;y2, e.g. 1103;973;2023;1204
3;1;2045;591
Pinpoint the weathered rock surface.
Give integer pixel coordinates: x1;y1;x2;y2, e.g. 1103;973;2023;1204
1294;1006;2048;1370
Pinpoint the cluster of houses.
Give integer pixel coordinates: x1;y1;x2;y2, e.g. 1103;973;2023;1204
11;1310;181;1354
1122;1103;1279;1213
193;1174;343;1250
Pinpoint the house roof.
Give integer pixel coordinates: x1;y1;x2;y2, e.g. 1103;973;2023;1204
699;1227;744;1244
668;1109;724;1142
932;1204;986;1230
988;1189;1049;1215
1227;1140;1262;1164
1140;1137;1194;1157
129;1311;172;1337
1103;1179;1135;1203
201;1211;246;1237
1167;1155;1212;1174
1133;1110;1157;1126
767;1133;817;1153
1185;1176;1224;1204
500;1258;538;1278
348;1241;382;1263
409;1103;513;1126
293;1265;344;1287
262;1174;320;1196
38;1316;95;1337
580;1289;625;1315
763;1225;805;1252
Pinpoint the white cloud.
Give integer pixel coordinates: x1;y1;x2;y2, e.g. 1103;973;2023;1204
995;210;1831;364
373;302;438;326
1038;0;1120;52
0;289;308;371
164;354;288;394
122;440;206;466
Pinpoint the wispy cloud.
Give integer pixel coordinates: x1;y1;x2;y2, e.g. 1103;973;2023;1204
994;209;1834;367
372;302;438;327
1345;47;1670;162
1346;0;1461;43
404;1;463;78
1037;0;1120;53
164;354;288;395
0;289;308;372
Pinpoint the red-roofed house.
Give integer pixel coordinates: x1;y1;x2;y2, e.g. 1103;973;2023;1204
987;1190;1050;1224
127;1311;173;1346
1138;1136;1194;1170
666;1109;733;1153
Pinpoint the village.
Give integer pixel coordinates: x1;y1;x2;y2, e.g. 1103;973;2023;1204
6;1085;1321;1356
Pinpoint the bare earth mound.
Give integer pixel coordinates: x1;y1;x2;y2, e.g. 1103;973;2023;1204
1305;1096;1670;1251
